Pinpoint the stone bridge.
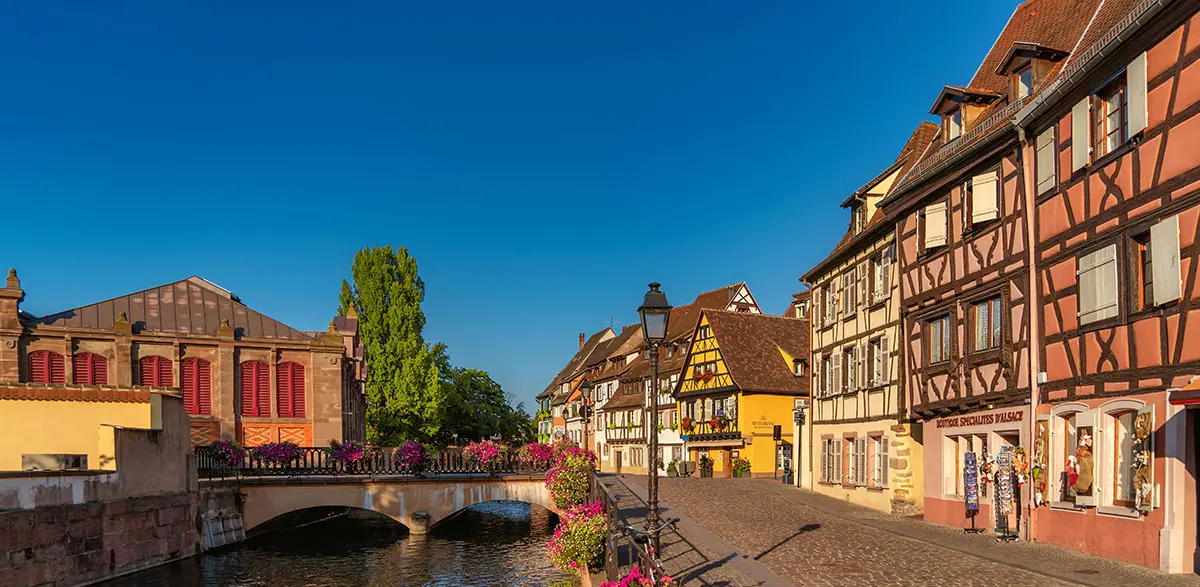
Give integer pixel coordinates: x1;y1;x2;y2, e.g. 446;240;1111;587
201;474;554;535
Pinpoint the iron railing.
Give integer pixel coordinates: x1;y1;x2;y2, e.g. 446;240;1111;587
592;474;672;583
195;446;549;479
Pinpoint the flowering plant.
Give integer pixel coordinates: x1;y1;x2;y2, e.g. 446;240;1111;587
681;417;694;433
463;440;506;474
212;439;246;468
327;439;375;465
551;437;579;461
547;501;606;572
599;565;676;586
396;440;430;474
546;447;597;509
732;457;751;477
251;441;302;465
709;417;722;431
518;442;555;470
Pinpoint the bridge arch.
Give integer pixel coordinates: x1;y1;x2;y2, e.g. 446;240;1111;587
237;477;555;534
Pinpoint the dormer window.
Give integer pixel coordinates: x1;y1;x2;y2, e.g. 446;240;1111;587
1016;67;1033;99
853;205;866;234
945;108;962;141
793;359;806;377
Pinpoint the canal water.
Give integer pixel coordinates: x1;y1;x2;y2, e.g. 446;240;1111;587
97;501;574;587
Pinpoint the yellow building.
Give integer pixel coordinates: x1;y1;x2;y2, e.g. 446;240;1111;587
801;122;936;514
676;310;809;478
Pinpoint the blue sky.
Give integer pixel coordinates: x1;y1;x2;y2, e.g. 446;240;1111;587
0;1;1018;411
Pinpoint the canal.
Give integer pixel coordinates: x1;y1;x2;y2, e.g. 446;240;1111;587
97;501;574;587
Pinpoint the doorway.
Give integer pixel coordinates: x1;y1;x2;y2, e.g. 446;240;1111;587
614;450;622;474
721;449;732;478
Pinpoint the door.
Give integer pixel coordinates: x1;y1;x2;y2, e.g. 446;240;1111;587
722;449;733;478
615;451;622;474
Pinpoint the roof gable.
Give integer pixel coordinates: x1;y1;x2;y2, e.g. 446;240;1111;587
696;310;810;395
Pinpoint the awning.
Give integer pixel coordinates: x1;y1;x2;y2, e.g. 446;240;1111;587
1168;376;1200;406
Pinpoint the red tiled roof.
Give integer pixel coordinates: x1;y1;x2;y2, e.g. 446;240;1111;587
704;310;809;395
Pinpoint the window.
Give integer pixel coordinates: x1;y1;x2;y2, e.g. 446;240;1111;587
853;205;865;234
1016;67;1033;99
824;283;835;326
1036;127;1056;194
928;315;951;364
868;336;888;387
1133;232;1153;310
138;356;172;387
1094;75;1128;159
870;246;892;304
848;437;858;486
1132;216;1183;310
843;270;856;315
851;436;868;486
277;362;306;418
822;355;832;398
27;350;65;384
181;358;212;415
697;325;712;339
843;346;857;393
72;353;108;385
240;361;271;417
923;202;948;250
946;107;962;141
1111;411;1136;507
969;171;1000;225
873;436;890;488
973;296;1002;352
1079;244;1119;325
793;359;805;377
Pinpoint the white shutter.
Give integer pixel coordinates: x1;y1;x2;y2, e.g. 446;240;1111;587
881;244;893;300
924;203;947;248
880;437;890;488
879;335;890;388
1074;410;1099;507
1072;98;1091;172
1151;215;1182;306
971;171;1000;223
1128;52;1149;137
858;261;868;308
1079;244;1118;324
860;342;869;390
848;347;857;392
835;439;843;483
1036;128;1057;194
832;352;842;395
820;441;827;483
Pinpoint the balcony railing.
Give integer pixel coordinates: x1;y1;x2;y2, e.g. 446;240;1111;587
195;446;548;479
680;419;741;441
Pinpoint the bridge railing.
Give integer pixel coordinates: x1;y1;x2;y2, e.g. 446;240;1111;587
196;446;546;479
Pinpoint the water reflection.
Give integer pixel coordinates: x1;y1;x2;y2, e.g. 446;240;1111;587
97;501;572;587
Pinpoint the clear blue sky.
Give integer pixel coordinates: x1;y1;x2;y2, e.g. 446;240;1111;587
0;1;1017;411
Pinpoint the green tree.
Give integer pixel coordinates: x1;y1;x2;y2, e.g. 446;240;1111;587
336;279;355;317
350;246;446;444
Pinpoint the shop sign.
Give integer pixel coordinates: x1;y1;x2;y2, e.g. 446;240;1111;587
935;410;1023;429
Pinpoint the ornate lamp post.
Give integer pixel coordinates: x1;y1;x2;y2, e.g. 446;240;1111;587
638;282;671;553
580;379;594;451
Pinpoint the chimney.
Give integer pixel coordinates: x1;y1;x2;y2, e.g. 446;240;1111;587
579;332;585;350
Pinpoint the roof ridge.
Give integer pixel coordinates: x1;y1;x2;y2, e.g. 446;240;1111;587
36;276;227;320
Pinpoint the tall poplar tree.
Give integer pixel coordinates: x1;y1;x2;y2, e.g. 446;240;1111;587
350;246;446;444
336;279;355;317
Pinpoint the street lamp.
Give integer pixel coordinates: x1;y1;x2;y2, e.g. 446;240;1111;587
638;282;671;553
580;379;594;452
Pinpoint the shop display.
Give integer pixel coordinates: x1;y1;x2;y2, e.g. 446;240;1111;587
963;451;980;512
1033;419;1049;507
1132;409;1154;512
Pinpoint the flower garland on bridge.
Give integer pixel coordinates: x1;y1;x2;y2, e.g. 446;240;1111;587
396;440;430;474
518;442;555;470
463;440;506;474
547;500;606;573
326;439;376;464
546;447;597;510
212;439;246;468
251;441;302;465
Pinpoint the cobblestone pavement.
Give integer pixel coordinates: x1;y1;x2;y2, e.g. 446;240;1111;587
620;475;1200;587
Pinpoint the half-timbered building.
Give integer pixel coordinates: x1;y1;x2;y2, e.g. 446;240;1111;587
1013;0;1200;571
804;121;937;514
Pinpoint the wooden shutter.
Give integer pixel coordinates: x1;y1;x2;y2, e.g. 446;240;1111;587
1072;98;1091;171
858;261;868;308
1079;245;1119;324
49;352;64;384
241;362;261;417
181;358;197;414
924;203;947;248
880;437;890;488
1128;52;1148;137
277;363;293;418
971;171;999;223
1135;405;1155;512
72;354;88;385
881;244;893;300
1036;128;1056;194
28;350;46;384
139;356;155;386
859;342;869;390
832;352;842;395
258;363;270;416
291;363;305;418
879;335;890;388
820;441;828;483
1151;215;1182;306
848;346;857;392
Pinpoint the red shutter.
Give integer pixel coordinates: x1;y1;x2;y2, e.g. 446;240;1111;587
196;359;211;415
291;363;305;418
277;363;293;418
73;354;89;385
92;355;107;385
240;362;256;417
158;357;172;388
140;356;170;386
28;351;46;383
181;358;197;414
257;363;270;417
49;352;64;384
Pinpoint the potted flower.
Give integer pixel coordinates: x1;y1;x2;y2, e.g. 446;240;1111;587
251;441;302;467
463;440;506;475
212;439;246;470
396;440;430;477
666;459;679;477
709;417;722;431
732;457;751;478
518;442;555;471
546;447;597;509
681;417;694;434
327;439;375;472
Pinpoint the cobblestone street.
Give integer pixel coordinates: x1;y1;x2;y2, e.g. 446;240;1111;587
613;475;1200;587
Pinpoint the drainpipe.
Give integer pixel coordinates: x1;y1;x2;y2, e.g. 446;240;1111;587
801;278;816;490
1018;124;1041;543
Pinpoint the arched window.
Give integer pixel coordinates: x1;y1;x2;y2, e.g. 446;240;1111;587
277;362;305;418
27;350;65;384
180;358;212;416
72;352;108;385
139;356;172;387
240;361;270;417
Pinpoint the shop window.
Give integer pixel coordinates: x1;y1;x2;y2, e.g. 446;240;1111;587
973;296;1002;352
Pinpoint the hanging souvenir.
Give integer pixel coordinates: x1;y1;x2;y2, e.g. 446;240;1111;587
1012;447;1029;487
994;447;1014;516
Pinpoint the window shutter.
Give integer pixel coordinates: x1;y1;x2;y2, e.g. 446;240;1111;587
277;363;293;418
160;357;172;387
858;261;868;308
820;441;828;483
1128;52;1148;137
292;363;305;418
29;350;46;384
258;364;270;416
971;171;999;223
880;437;890;488
1079;245;1119;324
859;342;868;390
181;358;197;414
1072;98;1091;171
847;439;855;484
93;355;106;385
848;346;857;392
832;352;842;395
49;352;64;384
1151;215;1182;306
73;354;88;385
879;335;890;388
139;356;154;386
924;203;947;248
1036;128;1056;194
1073;410;1099;507
881;244;893;300
240;363;257;417
1135;405;1155;512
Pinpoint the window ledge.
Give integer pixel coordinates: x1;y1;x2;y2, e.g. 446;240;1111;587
1097;505;1143;519
1050;501;1086;513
